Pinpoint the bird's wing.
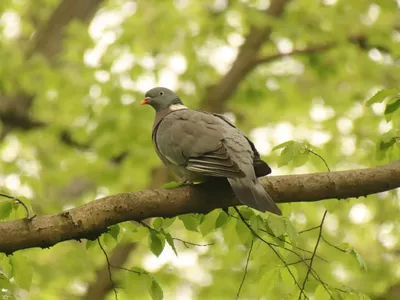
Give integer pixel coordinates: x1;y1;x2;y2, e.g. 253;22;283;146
154;110;245;178
210;112;272;177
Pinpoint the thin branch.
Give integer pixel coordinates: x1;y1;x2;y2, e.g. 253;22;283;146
307;150;331;172
83;242;136;300
298;225;321;234
138;221;214;248
236;239;254;300
234;207;307;299
256;43;336;65
258;228;328;263
0;193;31;218
96;239;118;300
321;236;348;253
0;162;399;254
298;211;329;300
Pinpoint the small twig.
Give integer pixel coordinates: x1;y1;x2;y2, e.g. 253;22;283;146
234;208;308;299
259;228;329;263
321;236;348;253
230;214;328;263
137;221;214;248
236;239;254;300
112;265;147;276
174;238;214;248
0;193;31;219
298;225;321;234
298;211;329;300
97;239;118;300
307;149;331;172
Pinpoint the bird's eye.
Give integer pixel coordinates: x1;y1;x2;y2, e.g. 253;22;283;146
159;91;164;96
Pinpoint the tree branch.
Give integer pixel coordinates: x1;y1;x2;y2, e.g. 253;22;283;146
255;34;393;65
83;242;136;300
200;0;292;112
0;0;104;133
0;162;398;254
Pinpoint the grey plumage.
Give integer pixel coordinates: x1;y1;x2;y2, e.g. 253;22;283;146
142;87;281;215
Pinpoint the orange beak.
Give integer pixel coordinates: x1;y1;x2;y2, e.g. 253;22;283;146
140;97;151;105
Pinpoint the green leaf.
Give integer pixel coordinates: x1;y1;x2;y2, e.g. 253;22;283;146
315;284;331;300
267;215;286;237
179;214;200;232
108;225;120;241
324;199;339;213
0;274;12;290
366;88;398;106
272;140;295;151
350;249;367;271
291;152;309;167
86;240;97;250
385;97;400;115
280;266;298;286
0;202;13;219
237;207;254;219
215;210;229;228
153;218;163;230
161;217;175;228
277;141;308;167
149;279;163;300
163;232;178;256
249;215;264;232
285;220;299;245
199;210;219;236
148;231;165;257
162;181;183;189
258;268;278;296
10;254;33;290
235;219;251;244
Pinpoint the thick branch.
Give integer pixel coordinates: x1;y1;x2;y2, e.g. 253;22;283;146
200;0;291;112
0;162;398;254
0;0;104;133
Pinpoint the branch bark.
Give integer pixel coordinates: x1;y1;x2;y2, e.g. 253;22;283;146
0;162;399;254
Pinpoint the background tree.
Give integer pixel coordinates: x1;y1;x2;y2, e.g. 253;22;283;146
0;0;399;299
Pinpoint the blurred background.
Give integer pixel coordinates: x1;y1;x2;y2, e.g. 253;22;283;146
0;0;399;299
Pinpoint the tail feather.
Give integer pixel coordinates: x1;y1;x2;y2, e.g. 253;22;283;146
228;178;282;215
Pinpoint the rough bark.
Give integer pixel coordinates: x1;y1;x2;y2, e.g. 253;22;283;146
0;162;398;254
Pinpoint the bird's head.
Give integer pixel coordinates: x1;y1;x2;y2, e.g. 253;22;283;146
141;87;185;112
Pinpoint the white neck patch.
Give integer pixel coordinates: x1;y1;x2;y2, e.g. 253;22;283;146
169;104;188;111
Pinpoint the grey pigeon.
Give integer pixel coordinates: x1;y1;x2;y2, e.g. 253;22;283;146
141;87;282;215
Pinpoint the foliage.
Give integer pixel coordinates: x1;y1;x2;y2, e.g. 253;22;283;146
0;0;399;299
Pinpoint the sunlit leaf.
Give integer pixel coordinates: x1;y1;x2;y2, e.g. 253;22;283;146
350;249;367;272
215;210;229;228
0;202;13;219
149;279;163;300
10;254;33;290
267;215;286;237
163;232;178;256
366;88;398;106
179;214;200;232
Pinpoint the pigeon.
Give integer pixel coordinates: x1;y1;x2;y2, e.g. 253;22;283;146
141;87;282;215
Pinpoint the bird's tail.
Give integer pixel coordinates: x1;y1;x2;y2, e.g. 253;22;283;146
228;178;282;215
